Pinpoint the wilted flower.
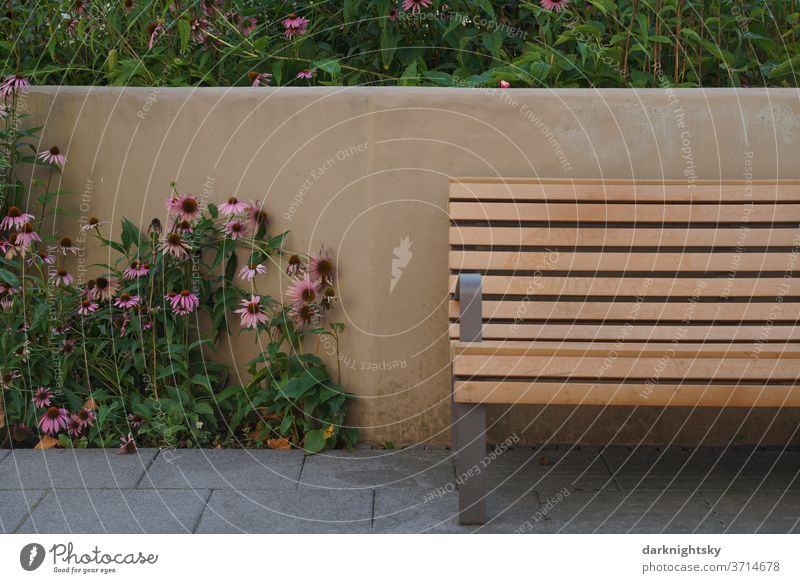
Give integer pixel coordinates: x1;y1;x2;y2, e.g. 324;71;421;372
146;22;163;50
235;294;269;329
296;69;315;79
67;415;84;437
286;254;303;276
309;246;335;286
1;369;21;389
53;269;75;287
37;146;67;166
321;286;338;310
236;15;257;36
224;220;248;240
402;0;432;13
127;413;145;428
159;232;190;259
39;407;69;435
245;201;269;230
78;299;99;315
248;71;272;87
0;206;34;230
118;433;137;454
148;218;163;236
283;13;309;39
286;273;320;306
27;251;55;266
218;196;247;216
80;217;109;232
54;236;80;255
33;386;54;408
114;292;140;309
238;263;266;281
123;0;135;13
290;303;321;326
540;0;570;11
61;339;76;355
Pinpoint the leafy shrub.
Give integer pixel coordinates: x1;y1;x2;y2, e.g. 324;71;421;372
1;1;798;88
0;87;356;453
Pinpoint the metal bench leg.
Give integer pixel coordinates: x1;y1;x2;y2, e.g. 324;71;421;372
453;396;487;525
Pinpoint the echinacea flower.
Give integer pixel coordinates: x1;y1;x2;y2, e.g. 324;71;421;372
0;206;34;231
53;235;80;255
238;263;267;281
118;433;137;454
286;273;320;306
218;196;247;216
74;0;89;16
67;415;84;437
127;413;144;428
53;269;75;287
402;0;432;13
296;69;315;79
0;73;29;97
388;7;400;21
290;303;321;326
27;251;55;266
237;15;257;36
33;386;54;408
283;13;309;39
248;71;272;87
123;260;150;279
16;222;41;248
286;254;303;276
78;299;99;315
309;246;335;286
235;294;269;329
89;276;117;301
76;407;96;427
499;80;510;88
224;220;249;240
37;146;67;167
170;218;194;234
167;194;202;223
80;216;109;232
39;406;69;435
1;369;21;389
114;292;140;309
123;0;135;13
146;22;162;50
169;289;200;315
159;232;190;259
540;0;570;11
245;201;269;230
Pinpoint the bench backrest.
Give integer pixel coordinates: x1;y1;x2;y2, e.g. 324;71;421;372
449;178;800;344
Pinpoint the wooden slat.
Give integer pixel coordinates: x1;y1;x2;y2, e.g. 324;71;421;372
449;300;800;322
450;251;800;272
449;178;800;202
453;353;800;381
449;202;800;223
449;226;800;247
453;380;800;406
448;323;800;342
448;275;800;297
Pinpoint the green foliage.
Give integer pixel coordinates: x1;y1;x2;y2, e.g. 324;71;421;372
1;1;798;88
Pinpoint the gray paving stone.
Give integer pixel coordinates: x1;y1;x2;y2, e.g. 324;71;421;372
299;449;455;490
751;450;800;491
196;488;373;533
0;490;47;533
15;489;210;534
139;449;304;490
486;448;616;492
0;450;9;463
533;490;723;533
703;491;800;533
0;448;157;489
603;447;777;492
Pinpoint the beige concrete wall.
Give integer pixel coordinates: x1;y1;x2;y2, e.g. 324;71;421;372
24;86;800;446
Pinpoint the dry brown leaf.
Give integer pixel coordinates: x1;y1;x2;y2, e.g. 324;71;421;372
267;437;291;450
35;436;61;449
539;456;550;466
83;398;98;410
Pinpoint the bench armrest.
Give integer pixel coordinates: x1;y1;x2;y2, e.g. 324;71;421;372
455;273;482;342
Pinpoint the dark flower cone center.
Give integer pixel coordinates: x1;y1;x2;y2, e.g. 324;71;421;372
227;196;238;204
46;407;61;420
120;292;131;301
60;236;73;248
167;233;182;245
81;300;92;308
50;146;60;155
95;277;108;290
180;290;191;297
231;222;243;232
181;198;198;214
7;206;21;217
57;269;67;277
22;222;34;233
302;289;316;302
89;217;100;226
316;260;333;276
247;303;260;315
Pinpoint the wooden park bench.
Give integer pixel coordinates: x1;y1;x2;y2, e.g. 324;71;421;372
449;178;800;524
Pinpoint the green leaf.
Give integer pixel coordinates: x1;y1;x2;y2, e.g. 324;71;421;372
303;429;327;453
178;19;190;53
0;268;20;287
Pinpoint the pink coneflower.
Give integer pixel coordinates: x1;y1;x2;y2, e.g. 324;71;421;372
290;303;321;326
123;0;135;13
127;413;144;428
1;369;21;389
539;0;570;11
27;251;55;266
309;246;335;286
238;263;266;281
402;0;431;13
76;407;96;427
0;206;34;231
169;218;194;234
283;13;309;39
248;71;272;87
114;292;140;309
74;0;89;15
78;299;99;315
67;415;83;437
286;273;320;306
286;254;303;276
224;220;249;240
54;235;80;255
159;232;190;259
245;201;269;230
53;269;75;287
33;386;54;408
39;407;69;435
89;276;117;301
37;146;67;166
81;280;95;297
0;73;29;96
123;260;150;279
237;15;257;36
16;222;41;248
499;80;510;88
167;194;201;223
118;433;137;454
80;216;108;232
170;289;200;315
0;297;12;310
296;69;315;79
388;7;400;21
218;196;247;216
235;294;269;329
146;22;163;50
190;16;210;44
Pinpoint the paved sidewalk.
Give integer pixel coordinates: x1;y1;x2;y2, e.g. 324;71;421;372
0;446;797;534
